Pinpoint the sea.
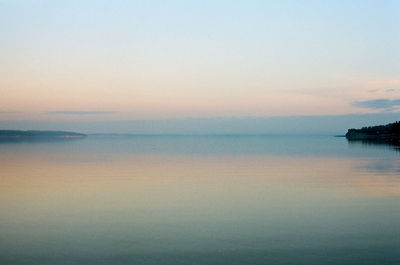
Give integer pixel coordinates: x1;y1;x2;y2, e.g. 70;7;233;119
0;135;399;265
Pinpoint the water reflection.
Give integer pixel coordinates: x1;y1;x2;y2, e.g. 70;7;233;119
0;136;399;265
347;138;400;152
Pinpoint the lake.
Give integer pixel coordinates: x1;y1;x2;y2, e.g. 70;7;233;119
0;135;399;265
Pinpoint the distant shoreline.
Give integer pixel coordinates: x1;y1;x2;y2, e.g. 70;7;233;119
345;121;400;145
0;130;87;142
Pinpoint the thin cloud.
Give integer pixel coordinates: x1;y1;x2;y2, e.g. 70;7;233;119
385;88;400;93
368;88;400;93
46;111;116;115
352;99;400;109
0;111;21;114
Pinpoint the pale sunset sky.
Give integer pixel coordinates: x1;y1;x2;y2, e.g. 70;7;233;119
0;0;399;133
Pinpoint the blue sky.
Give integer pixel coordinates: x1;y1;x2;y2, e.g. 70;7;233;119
0;0;399;133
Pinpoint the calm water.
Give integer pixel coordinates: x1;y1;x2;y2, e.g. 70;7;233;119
0;135;399;265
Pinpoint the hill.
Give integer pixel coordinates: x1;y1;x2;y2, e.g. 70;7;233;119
345;121;400;145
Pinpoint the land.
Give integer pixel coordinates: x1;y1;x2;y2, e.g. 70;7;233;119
345;121;400;145
0;130;87;142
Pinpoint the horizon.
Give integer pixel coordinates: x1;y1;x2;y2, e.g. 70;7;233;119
1;113;399;135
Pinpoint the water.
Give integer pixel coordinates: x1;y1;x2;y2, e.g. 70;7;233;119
0;135;399;265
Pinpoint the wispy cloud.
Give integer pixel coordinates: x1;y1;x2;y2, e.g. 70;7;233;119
353;99;400;110
368;88;400;93
0;111;21;114
46;111;116;115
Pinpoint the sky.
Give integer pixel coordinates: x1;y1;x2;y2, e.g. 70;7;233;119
0;0;399;133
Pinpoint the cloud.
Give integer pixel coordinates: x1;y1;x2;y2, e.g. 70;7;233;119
385;88;400;93
368;88;400;93
352;99;400;109
46;111;116;115
0;111;21;114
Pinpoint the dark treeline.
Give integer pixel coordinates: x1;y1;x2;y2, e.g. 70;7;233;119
346;121;400;145
349;121;400;134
